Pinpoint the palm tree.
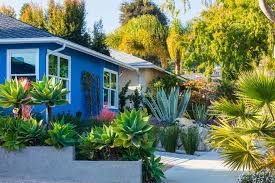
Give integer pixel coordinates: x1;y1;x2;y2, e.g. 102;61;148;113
106;15;169;68
167;19;185;75
30;76;69;124
209;70;275;171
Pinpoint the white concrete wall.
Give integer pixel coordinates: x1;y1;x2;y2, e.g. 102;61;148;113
0;147;142;183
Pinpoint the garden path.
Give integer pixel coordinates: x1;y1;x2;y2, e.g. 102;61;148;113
157;151;243;183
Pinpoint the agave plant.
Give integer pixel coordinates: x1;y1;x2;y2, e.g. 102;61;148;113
30;76;69;124
209;70;275;171
192;104;211;125
45;119;77;149
80;125;117;160
112;109;152;148
0;78;31;118
144;87;191;125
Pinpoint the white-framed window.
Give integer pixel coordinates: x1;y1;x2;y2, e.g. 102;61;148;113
7;49;39;81
46;51;71;103
103;68;118;109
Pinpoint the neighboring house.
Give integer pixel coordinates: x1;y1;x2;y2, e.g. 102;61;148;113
0;13;136;118
183;66;222;81
109;48;185;95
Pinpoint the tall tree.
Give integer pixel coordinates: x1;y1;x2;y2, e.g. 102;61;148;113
106;15;169;68
182;0;272;80
20;3;46;29
0;4;16;18
120;0;168;26
90;19;110;56
63;0;90;47
167;19;185;75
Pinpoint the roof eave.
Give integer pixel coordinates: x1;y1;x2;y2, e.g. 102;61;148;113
0;37;137;71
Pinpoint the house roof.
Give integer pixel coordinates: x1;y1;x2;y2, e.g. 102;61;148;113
0;13;54;39
109;48;187;81
0;13;137;71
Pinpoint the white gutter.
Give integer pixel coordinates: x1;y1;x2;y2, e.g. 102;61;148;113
0;37;137;71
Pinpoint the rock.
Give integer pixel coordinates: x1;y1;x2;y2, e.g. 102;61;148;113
177;118;195;127
197;127;211;151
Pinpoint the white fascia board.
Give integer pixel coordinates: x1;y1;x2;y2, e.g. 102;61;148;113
0;37;137;71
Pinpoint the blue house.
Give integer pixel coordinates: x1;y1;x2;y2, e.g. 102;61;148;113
0;13;136;118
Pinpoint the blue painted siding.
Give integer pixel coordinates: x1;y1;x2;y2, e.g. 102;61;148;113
0;43;119;119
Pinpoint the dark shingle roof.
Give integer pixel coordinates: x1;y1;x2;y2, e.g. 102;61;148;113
0;13;55;39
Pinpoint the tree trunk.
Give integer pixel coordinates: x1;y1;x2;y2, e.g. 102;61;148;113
46;104;52;128
259;0;275;24
175;50;181;75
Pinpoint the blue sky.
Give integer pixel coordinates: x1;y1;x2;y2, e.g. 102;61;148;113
1;0;206;33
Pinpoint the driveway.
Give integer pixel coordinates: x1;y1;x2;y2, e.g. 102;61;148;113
157;151;243;183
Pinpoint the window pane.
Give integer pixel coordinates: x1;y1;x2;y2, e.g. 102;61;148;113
104;89;109;105
111;90;116;107
60;57;69;78
111;73;117;89
104;72;110;88
11;52;36;74
49;55;58;76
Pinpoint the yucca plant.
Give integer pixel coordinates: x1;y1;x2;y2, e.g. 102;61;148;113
180;126;199;155
209;70;275;171
144;87;191;125
112;109;152;148
0;78;31;118
45;119;77;149
31;76;69;124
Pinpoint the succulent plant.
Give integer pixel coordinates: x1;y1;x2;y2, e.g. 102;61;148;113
112;109;152;148
144;87;191;125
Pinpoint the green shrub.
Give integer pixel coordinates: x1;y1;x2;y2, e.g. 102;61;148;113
180;126;199;155
160;126;180;152
45;119;77;149
0;116;45;151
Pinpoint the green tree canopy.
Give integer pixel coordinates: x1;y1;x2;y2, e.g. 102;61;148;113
19;0;90;47
120;0;168;26
106;15;169;68
182;0;272;80
90;19;110;56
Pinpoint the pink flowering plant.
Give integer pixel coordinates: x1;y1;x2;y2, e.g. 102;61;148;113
95;105;116;125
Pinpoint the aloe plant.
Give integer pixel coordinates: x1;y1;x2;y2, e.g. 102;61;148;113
192;104;210;124
112;109;152;148
31;76;69;124
144;87;191;125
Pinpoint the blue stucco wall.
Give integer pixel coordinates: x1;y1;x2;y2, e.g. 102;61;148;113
0;43;119;119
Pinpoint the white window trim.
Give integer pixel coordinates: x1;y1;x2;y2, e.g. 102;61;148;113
6;48;39;81
46;50;71;104
103;68;119;109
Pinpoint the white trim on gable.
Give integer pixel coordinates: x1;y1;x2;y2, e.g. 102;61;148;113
0;37;137;71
